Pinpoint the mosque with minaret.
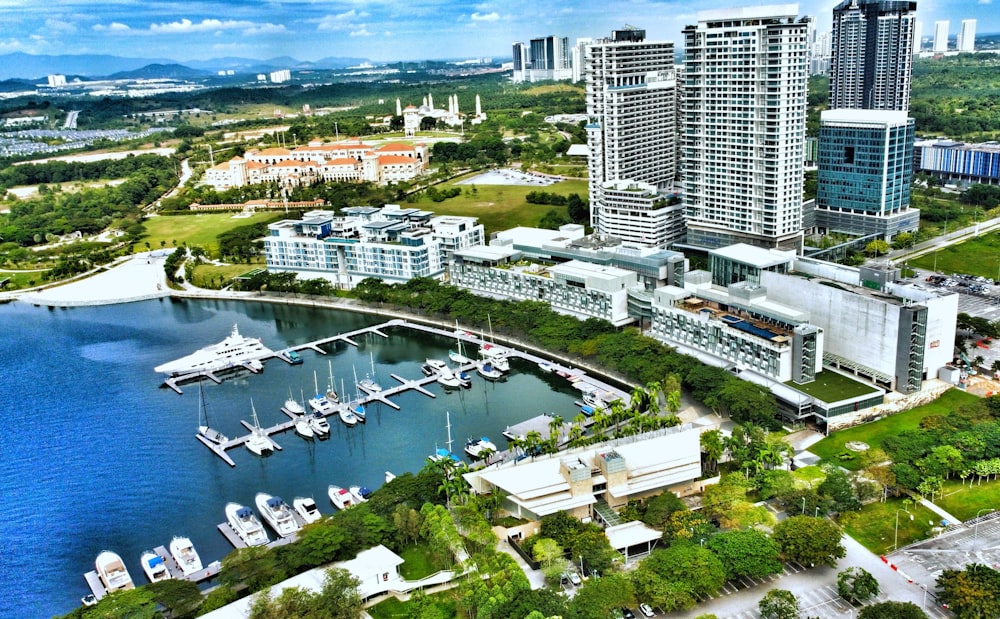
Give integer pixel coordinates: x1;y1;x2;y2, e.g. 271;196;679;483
398;92;487;138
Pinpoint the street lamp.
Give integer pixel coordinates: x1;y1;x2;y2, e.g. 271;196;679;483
895;508;913;551
802;497;807;515
975;508;994;539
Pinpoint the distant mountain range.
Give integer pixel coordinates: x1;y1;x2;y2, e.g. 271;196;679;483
0;52;370;81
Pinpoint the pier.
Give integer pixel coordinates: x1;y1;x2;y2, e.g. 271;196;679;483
217;510;312;550
182;318;629;467
83;548;223;601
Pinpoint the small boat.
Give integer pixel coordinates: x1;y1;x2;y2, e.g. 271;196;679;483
245;399;275;456
356;351;382;393
477;360;503;380
309;371;336;415
309;411;330;437
293;497;322;524
255;493;301;538
465;436;498;459
538;361;556;373
344;378;365;423
325;360;340;404
246;359;263;373
385;471;396;483
426;358;448;372
81;594;98;607
421;363;435;376
480;343;510;373
196;381;228;445
95;550;134;593
449;322;472;364
428;447;461;463
140;550;171;583
328;485;354;510
339;403;359;427
154;323;273;376
350;486;372;504
169;536;203;577
295;414;314;438
285;349;303;365
225;502;269;547
283;389;305;415
436;366;462;389
457;370;472;388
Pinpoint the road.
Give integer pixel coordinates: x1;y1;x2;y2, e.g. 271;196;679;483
885;216;1000;265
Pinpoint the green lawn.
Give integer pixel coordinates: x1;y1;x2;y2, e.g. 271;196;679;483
190;260;266;288
935;478;1000;522
367;591;457;619
910;231;1000;279
840;498;940;555
792;465;826;488
139;212;279;255
808;389;979;470
785;371;879;402
398;543;439;580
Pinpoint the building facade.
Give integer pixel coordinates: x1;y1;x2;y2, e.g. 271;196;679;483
815;109;918;239
914;139;1000;185
592;180;685;249
262;206;483;289
933;20;949;52
585;27;679;248
682;5;809;251
829;0;916;111
511;35;572;82
958;19;976;52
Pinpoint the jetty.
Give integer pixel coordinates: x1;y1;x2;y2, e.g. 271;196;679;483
217;510;312;550
185;318;629;467
83;548;222;601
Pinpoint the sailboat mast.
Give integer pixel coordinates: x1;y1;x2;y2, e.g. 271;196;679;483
445;411;453;453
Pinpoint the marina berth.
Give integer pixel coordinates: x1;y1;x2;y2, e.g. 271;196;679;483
95;551;134;593
255;493;300;538
225;502;269;547
293;497;322;524
328;485;354;510
168;536;203;577
154;324;273;376
140;550;170;583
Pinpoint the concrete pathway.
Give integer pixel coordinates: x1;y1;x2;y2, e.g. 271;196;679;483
917;497;961;526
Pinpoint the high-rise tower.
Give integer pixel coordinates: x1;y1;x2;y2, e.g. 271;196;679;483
958;19;976;52
933;20;949;52
585;27;681;248
830;0;916;111
682;5;809;250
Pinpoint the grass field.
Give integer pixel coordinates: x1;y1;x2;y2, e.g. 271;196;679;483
840;498;940;554
910;231;1000;279
935;478;1000;522
808;389;979;470
784;371;879;402
139;212;279;255
398;543;439;580
367;591;457;619
190;260;265;288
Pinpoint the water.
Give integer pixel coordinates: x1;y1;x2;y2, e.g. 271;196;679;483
0;298;582;618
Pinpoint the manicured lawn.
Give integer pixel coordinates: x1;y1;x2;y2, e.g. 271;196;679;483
840;498;940;555
808;389;979;470
139;212;279;255
367;590;457;619
784;371;879;402
792;465;826;488
935;478;1000;522
910;231;1000;279
398;543;439;580
190;260;265;288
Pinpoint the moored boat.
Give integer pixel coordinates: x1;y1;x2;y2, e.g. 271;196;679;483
428;447;460;463
255;493;300;538
350;486;372;504
245;400;275;456
309;411;330;437
465;436;498;459
169;536;203;577
154;324;272;376
538;361;556;373
293;497;322;524
356;351;382;393
225;502;269;547
196;381;228;445
328;485;354;510
338;403;358;427
140;550;171;583
95;550;134;593
476;360;503;380
436;366;462;389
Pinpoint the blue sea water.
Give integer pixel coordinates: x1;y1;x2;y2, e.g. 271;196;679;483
0;298;581;618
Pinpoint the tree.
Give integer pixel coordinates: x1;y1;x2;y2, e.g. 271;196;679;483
759;589;800;619
818;466;862;513
772;515;846;567
632;544;725;612
936;563;1000;619
707;529;783;580
314;567;364;618
858;601;928;619
701;429;724;475
865;239;891;257
641;491;686;529
838;567;880;604
81;587;158;619
533;538;563;567
570;573;635;619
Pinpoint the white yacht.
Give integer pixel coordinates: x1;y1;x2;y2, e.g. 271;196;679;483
283;390;305;416
95;550;134;593
465;436;498;459
255;493;301;538
356;352;382;393
225;502;269;547
309;371;336;415
476;360;504;380
294;414;314;439
479;343;510;373
168;536;203;577
293;497;322;524
436;366;462;389
140;550;171;583
325;360;340;404
154;324;273;376
426;358;448;372
350;486;372;504
338;404;359;427
309;411;331;437
328;485;354;510
245;400;275;456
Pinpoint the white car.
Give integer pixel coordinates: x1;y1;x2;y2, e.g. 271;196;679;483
639;603;655;617
568;571;582;585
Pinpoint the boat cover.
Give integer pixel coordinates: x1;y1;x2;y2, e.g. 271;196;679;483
267;497;283;509
147;555;164;567
358;487;372;498
236;507;253;519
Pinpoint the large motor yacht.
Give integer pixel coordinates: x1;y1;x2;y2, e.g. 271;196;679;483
255;493;301;538
168;536;203;577
155;324;273;376
225;502;269;547
95;550;134;593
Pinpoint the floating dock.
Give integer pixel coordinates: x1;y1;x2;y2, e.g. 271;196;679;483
151;545;221;582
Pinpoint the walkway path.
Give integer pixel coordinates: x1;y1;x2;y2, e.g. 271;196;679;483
917;497;961;526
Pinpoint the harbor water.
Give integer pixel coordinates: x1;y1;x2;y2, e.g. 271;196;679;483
0;297;583;618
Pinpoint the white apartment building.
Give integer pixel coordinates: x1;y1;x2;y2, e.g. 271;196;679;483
585;27;679;248
269;69;291;83
592;180;685;248
933;20;949;52
682;5;809;251
262;206;483;289
958;19;976;52
450;247;638;326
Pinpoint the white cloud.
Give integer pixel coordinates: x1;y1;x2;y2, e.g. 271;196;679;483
0;39;25;52
44;18;77;33
316;10;370;31
471;12;500;22
149;18;256;34
350;27;374;37
93;22;131;33
243;23;287;35
978;0;991;5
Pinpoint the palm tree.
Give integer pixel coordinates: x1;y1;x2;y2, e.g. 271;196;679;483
525;430;543;457
700;429;724;475
548;415;565;444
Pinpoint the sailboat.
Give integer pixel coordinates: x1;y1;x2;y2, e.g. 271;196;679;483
479;315;510;373
428;410;460;462
325;360;340;404
346;378;365;423
197;381;228;445
449;322;471;364
309;370;335;415
357;351;382;393
292;390;314;439
245;398;275;456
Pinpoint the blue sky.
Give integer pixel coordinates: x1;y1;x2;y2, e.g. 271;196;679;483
0;0;991;62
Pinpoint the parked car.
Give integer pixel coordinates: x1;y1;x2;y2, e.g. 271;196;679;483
622;609;636;619
639;603;655;617
568;571;582;585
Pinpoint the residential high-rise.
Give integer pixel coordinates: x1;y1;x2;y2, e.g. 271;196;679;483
512;35;572;82
682;5;809;250
512;42;529;82
585;27;681;248
933;20;949;52
913;20;922;53
815;109;919;239
958;19;976;52
830;0;916;111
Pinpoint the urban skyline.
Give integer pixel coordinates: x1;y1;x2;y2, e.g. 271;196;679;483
0;0;994;63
